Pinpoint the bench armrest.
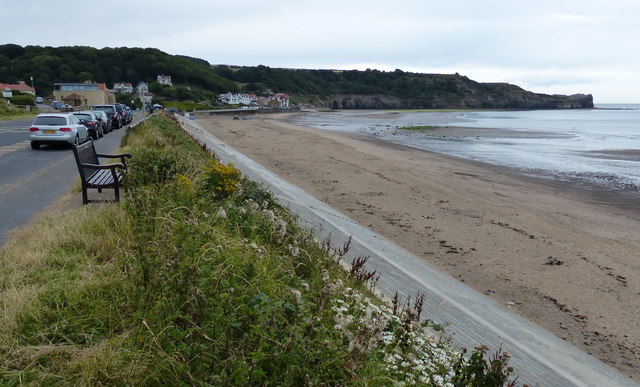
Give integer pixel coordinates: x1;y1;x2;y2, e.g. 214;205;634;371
96;153;132;160
80;162;126;170
95;153;132;170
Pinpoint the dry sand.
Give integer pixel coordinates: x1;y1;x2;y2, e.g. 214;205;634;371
198;112;640;380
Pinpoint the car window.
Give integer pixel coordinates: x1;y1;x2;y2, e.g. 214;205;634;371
33;116;67;125
68;115;79;124
74;114;92;120
94;106;115;113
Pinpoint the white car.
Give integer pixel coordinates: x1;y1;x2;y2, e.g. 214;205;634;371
29;113;90;149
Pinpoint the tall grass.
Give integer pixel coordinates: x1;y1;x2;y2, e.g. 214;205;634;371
0;113;515;385
0;98;36;119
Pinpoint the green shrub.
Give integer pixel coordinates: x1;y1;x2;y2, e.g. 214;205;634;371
9;94;35;106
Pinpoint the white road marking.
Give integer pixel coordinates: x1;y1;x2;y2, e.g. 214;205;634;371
0;140;30;156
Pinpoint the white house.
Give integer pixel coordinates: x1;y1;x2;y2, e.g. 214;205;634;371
157;75;172;86
113;82;133;94
218;92;239;105
136;82;149;94
218;93;258;105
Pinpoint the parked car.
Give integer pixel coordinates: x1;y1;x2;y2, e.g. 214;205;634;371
116;103;129;124
72;111;103;140
29;113;90;149
123;106;133;124
52;100;63;109
93;104;123;129
92;110;112;134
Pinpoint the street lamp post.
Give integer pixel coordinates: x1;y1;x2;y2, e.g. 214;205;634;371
30;76;36;109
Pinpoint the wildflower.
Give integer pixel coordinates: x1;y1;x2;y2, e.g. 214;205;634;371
263;209;275;223
276;219;287;238
301;282;309;291
204;160;241;197
247;200;259;211
291;288;302;302
215;207;227;219
175;174;192;189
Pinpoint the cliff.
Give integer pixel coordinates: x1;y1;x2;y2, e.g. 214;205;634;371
329;83;593;110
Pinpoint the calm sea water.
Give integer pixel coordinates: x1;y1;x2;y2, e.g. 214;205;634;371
292;105;640;192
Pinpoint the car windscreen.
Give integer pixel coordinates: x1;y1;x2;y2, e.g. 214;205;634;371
94;106;115;113
74;114;92;120
33;116;67;125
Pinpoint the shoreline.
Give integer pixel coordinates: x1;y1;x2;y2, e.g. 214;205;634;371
198;113;640;380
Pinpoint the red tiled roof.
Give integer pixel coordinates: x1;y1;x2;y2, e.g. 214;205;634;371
0;81;35;92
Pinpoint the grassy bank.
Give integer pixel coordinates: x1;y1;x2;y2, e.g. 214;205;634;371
0;113;514;385
0;99;37;120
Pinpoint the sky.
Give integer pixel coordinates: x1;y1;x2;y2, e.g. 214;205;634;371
3;0;639;103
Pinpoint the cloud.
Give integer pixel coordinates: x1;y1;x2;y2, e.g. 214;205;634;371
2;0;639;102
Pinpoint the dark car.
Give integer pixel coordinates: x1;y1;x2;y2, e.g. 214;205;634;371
115;103;129;125
123;106;133;124
93;104;124;129
92;110;112;134
72;111;103;140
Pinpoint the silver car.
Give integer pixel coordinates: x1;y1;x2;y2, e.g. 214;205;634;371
29;113;90;149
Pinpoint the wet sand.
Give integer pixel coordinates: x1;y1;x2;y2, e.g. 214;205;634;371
198;112;640;380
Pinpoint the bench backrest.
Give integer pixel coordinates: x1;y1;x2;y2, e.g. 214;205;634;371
72;139;100;181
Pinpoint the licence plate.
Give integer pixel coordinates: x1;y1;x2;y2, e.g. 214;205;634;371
43;130;57;134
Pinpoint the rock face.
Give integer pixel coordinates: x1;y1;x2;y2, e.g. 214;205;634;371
328;82;594;110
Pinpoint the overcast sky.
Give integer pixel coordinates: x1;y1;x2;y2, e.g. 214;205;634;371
4;0;639;103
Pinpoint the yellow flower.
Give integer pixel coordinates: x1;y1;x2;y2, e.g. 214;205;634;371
175;174;193;189
203;160;242;197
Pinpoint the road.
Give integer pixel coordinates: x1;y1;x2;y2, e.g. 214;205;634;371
0;115;135;246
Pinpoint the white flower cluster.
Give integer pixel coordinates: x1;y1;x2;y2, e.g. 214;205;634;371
327;286;464;386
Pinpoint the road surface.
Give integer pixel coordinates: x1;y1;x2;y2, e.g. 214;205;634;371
0;114;134;246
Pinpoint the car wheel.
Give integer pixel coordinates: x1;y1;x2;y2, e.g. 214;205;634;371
30;142;40;150
91;130;98;140
74;134;80;147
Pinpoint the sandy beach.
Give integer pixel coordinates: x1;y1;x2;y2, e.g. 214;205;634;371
198;112;640;380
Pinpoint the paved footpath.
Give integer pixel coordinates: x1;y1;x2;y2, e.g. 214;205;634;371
179;115;637;387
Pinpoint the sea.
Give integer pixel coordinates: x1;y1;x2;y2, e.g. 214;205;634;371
292;104;640;194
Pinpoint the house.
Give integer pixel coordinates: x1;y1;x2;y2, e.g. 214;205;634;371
0;80;35;96
52;82;116;107
136;81;149;94
157;75;172;86
273;93;290;109
218;93;258;106
218;92;239;105
256;93;290;109
113;82;133;94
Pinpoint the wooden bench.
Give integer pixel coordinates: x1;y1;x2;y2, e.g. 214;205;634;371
72;139;132;204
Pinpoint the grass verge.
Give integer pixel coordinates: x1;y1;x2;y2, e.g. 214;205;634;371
0;113;515;385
